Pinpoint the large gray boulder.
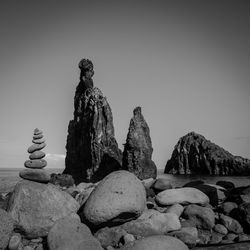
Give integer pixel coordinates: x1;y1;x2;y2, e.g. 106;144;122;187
83;170;146;227
182;204;215;230
156;187;209;206
121;209;181;237
120;235;189;250
7;180;80;238
47;216;103;250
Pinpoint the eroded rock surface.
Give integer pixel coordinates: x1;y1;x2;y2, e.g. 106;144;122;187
122;107;157;180
64;59;122;183
165;132;250;175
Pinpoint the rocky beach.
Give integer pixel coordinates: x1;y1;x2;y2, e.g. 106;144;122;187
0;59;249;250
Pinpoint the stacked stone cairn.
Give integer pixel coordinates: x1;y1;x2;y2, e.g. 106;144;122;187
19;128;50;183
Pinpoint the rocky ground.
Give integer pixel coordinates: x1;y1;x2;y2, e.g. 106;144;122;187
0;170;250;250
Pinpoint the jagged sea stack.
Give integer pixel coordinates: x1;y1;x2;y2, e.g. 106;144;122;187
165;131;250;175
19;128;50;183
122;107;157;180
64;59;122;183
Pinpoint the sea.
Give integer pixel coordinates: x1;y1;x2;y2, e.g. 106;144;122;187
0;168;249;193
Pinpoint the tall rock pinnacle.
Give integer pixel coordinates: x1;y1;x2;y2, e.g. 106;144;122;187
64;59;122;183
122;107;157;180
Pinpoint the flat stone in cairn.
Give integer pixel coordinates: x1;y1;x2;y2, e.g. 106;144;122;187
29;151;45;160
28;143;46;153
19;169;50;183
21;128;49;183
24;159;47;169
32;138;46;144
34;128;43;135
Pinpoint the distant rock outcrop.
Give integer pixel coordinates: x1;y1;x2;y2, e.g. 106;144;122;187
64;59;122;184
122;107;157;180
165;132;250;175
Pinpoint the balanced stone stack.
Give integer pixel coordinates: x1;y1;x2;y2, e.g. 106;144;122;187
19;128;50;183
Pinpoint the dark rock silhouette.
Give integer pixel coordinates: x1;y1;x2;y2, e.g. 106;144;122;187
64;59;122;184
122;107;157;180
165;132;250;175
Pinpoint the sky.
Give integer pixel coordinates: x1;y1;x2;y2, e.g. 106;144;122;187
0;0;249;169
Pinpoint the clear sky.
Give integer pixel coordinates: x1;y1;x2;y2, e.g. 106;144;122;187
0;0;249;169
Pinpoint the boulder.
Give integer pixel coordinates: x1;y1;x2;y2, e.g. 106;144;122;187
0;208;15;250
165;203;184;217
153;178;172;192
121;210;181;237
193;184;219;207
156;187;209;206
7;180;80;238
234;202;250;232
168;227;199;248
164;131;250;175
49;173;75;188
47;216;103;250
221;201;238;215
120;235;189;250
19;169;50;183
64;59;122;184
182;204;215;230
83;170;146;227
94;227;127;248
210;232;223;244
219;214;243;234
122;107;157;180
214;224;228;235
216;180;235;190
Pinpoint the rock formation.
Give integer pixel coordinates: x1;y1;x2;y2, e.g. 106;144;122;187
165;131;250;175
64;59;122;184
20;128;50;183
122;107;157;180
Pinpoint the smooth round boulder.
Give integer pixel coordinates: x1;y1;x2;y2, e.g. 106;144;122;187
120;235;189;250
19;169;50;183
29;151;45;160
182;204;215;230
28;143;46;153
7;180;80;238
0;208;15;249
24;159;47;169
83;170;146;227
47;216;103;250
153;178;172;192
156;187;209;206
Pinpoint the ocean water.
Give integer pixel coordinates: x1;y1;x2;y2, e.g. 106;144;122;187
0;168;249;193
